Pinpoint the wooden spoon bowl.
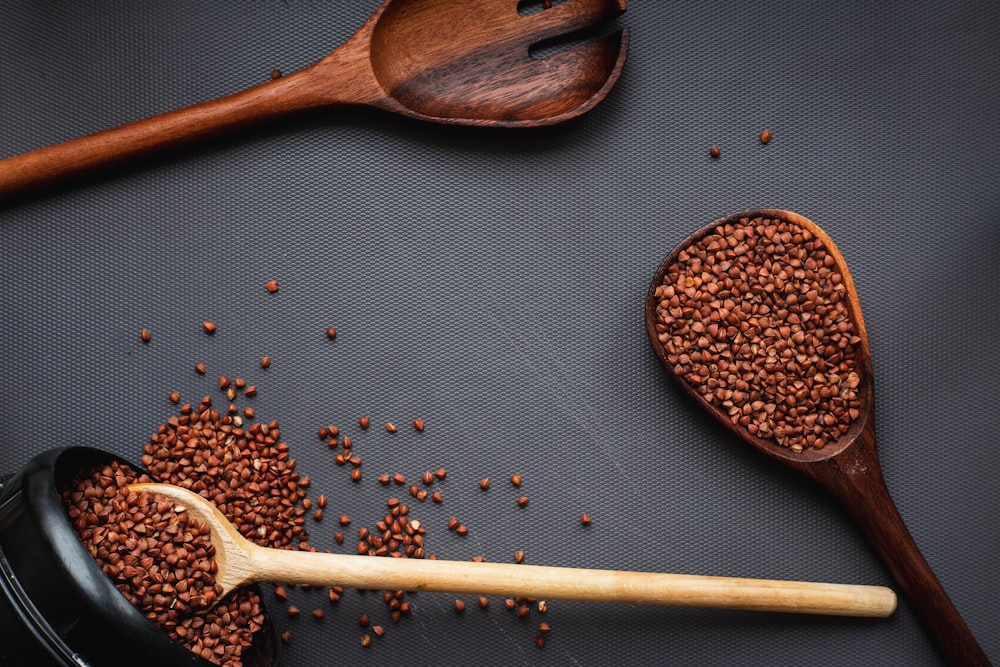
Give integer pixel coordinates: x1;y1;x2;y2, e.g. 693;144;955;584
645;209;990;666
0;0;629;199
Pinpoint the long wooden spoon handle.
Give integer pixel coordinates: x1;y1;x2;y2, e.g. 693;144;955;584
827;454;991;664
248;545;895;617
0;72;333;200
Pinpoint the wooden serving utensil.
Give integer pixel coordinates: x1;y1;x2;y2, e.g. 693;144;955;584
0;0;628;199
645;209;991;666
130;482;896;617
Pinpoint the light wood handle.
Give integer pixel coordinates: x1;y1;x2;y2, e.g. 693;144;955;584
248;545;896;617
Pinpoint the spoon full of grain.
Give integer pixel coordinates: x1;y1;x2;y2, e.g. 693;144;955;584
130;482;895;618
645;208;990;666
0;0;628;200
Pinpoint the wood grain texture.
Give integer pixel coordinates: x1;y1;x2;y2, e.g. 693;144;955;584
645;209;991;667
0;0;627;200
131;483;896;618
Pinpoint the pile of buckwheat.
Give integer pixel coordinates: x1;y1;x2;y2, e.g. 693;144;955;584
652;216;864;452
61;460;265;666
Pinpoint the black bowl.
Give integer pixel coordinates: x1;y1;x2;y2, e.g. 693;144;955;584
0;447;278;667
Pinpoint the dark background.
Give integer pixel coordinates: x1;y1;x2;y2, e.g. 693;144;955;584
2;1;998;665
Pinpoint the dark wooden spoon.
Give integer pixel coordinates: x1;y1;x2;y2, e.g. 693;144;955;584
645;209;991;666
0;0;628;199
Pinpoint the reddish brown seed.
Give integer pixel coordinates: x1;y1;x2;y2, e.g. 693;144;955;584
385;422;397;433
274;586;287;601
359;613;370;627
140;328;151;343
312;608;324;619
287;605;300;617
514;550;525;564
504;599;516;611
535;636;546;649
317;494;327;508
517;496;529;508
280;630;292;644
453;599;466;613
244;407;255;419
478;478;490;490
470;555;484;563
202;321;216;335
350;469;362;482
393;473;406;485
313;509;323;522
421;471;434;485
477;596;489;609
339;515;351;526
455;524;468;536
413;418;425;432
710;145;721;159
265;279;279;293
447;517;460;530
359;416;371;429
195;362;206;375
245;385;257;397
759;129;772;144
260;356;271;368
378;474;391;485
168;391;180;404
361;634;372;648
539;622;551;633
431;491;443;504
510;474;522;487
434;468;447;480
334;532;345;544
517;604;530;618
325;327;337;339
372;625;385;638
580;513;592;526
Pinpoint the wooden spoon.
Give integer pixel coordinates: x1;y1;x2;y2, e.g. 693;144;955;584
645;209;991;666
0;0;629;199
130;482;896;617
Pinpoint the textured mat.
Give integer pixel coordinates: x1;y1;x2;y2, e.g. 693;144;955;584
1;1;998;665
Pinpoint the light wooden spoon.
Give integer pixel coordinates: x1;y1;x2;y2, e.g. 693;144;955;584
130;482;895;617
645;209;991;665
0;0;629;199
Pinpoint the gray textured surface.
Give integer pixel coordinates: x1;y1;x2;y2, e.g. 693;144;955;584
1;1;998;665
